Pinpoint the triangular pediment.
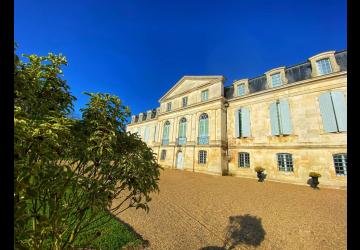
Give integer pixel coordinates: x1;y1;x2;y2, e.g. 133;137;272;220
159;76;224;102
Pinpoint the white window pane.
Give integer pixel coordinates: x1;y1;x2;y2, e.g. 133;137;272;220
237;84;245;96
271;73;282;87
316;59;333;75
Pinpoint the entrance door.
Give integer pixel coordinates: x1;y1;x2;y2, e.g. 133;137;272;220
176;151;183;169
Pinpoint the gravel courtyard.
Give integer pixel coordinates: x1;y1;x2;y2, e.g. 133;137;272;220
116;169;346;250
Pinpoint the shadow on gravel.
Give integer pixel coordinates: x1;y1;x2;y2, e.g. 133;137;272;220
199;214;266;250
109;213;150;248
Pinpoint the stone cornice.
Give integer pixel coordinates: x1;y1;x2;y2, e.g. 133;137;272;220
158;76;224;103
158;96;226;117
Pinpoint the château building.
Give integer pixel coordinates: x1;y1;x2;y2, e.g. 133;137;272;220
126;50;347;189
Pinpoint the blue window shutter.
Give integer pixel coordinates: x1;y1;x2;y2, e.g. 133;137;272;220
331;91;347;132
199;119;204;136
279;100;292;135
319;93;338;132
179;121;187;137
163;124;169;139
270;103;280;135
235;109;240;138
204;118;208;136
241;107;251;137
184;122;187;137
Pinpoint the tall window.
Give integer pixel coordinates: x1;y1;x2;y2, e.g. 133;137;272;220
277;153;294;172
166;102;172;111
316;58;333;75
198;113;209;144
319;91;347;132
237;84;246;96
182;97;188;107
153;125;158;142
144;126;150;142
271;73;282;87
178;118;187;138
238;152;250;168
269;99;292;136
333;154;347;176
201;90;209;101
199;150;207;164
235;107;251;138
160;150;166;160
162;121;170;145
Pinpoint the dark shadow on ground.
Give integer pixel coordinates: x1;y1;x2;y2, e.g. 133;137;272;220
109;212;150;248
199;214;266;250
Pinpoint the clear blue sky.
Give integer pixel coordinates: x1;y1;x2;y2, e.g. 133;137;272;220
15;0;347;118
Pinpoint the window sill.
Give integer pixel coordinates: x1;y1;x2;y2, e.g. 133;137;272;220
319;131;347;135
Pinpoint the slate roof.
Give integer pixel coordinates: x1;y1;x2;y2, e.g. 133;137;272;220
224;50;347;99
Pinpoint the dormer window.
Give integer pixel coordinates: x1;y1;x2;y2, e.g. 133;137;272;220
201;90;209;101
265;67;287;89
271;73;282;87
237;84;246;96
309;51;340;77
316;58;333;75
167;102;172;111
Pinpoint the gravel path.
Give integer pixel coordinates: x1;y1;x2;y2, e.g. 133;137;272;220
115;169;346;250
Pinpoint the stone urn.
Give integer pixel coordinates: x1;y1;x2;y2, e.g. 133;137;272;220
254;167;265;182
309;172;321;189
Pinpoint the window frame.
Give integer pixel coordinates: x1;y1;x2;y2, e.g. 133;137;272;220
199;150;207;164
316;58;333;76
271;73;282;88
238;152;250;168
182;96;188;107
166;102;172;112
178;117;187;138
237;83;246;96
201;89;209;101
160;150;166;160
333;153;347;176
277;153;294;172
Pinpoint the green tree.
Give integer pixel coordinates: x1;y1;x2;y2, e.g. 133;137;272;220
14;49;161;249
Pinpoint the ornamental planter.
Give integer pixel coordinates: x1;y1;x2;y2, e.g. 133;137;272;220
309;172;321;189
254;167;265;182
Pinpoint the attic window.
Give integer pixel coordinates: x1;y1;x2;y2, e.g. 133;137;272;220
316;58;333;75
271;73;282;87
167;102;172;111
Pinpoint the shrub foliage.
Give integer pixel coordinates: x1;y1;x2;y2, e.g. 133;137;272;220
14;48;161;249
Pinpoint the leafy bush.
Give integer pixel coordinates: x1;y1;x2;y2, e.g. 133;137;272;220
14;47;161;249
309;172;321;178
254;167;265;173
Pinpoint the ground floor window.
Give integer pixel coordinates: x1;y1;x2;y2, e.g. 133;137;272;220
277;153;293;172
160;150;166;160
333;154;347;176
199;150;207;164
238;152;250;168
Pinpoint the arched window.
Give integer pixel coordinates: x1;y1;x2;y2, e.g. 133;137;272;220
177;118;187;145
162;121;170;145
178;118;187;138
198;113;209;145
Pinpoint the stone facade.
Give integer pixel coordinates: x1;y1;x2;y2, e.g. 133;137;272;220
127;50;347;188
